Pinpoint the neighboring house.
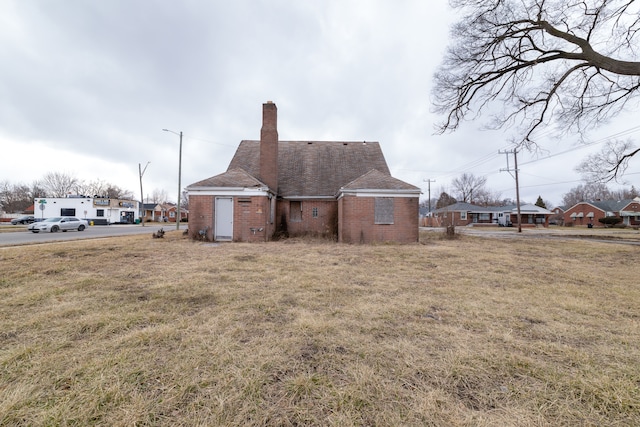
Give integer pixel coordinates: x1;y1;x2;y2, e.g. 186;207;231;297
187;102;421;243
142;203;188;223
141;203;160;222
166;204;188;223
563;198;640;227
550;206;565;226
432;202;552;227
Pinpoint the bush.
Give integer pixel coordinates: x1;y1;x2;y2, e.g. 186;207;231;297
598;217;622;227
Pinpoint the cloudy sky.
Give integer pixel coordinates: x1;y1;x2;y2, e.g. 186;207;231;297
1;1;639;207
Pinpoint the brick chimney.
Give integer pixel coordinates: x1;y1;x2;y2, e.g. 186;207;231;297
259;101;278;192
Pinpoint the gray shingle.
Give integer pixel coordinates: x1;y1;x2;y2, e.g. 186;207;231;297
227;140;393;197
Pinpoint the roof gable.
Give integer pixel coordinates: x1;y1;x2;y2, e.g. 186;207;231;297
340;169;420;192
187;168;266;189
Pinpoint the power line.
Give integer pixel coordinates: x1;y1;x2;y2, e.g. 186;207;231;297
520;124;640;166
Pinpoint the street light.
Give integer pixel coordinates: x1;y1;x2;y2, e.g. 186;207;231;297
162;129;183;230
139;161;150;226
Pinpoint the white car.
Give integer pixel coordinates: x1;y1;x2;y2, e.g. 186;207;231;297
28;216;88;233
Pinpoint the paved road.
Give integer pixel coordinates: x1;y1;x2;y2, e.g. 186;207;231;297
0;224;175;247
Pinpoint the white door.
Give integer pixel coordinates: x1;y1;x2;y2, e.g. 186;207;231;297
215;197;233;241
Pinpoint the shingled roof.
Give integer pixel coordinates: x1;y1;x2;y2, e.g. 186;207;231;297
187;168;266;189
340;169;420;193
226;140;393;198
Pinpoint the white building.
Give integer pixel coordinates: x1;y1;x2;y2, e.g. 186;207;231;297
34;196;140;225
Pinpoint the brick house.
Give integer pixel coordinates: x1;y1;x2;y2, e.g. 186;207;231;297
432;202;552;227
165;205;188;223
186;102;421;243
563;198;640;227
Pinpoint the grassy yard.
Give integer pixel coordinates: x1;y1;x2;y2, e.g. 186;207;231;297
1;231;639;426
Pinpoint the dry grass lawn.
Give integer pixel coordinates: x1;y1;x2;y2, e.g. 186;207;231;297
1;231;639;426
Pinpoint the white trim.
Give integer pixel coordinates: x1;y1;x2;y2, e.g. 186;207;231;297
187;188;270;197
338;189;421;198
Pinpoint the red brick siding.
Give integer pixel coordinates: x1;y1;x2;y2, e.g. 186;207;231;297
233;196;272;242
259;102;278;191
188;195;214;240
276;200;338;238
563;205;605;227
435;211;471;227
188;195;274;242
339;196;418;244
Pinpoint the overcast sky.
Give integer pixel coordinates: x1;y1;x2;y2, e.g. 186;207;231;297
1;1;639;207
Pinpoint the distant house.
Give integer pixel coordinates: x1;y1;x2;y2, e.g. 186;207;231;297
563;198;640;227
141;203;160;222
165;204;188;223
187;102;421;243
550;206;566;226
432;202;552;227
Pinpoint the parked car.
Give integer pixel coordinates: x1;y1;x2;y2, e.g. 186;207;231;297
10;215;35;225
28;217;88;233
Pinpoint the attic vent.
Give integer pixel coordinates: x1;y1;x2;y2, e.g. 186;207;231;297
307;142;312;144
343;143;348;145
238;198;251;203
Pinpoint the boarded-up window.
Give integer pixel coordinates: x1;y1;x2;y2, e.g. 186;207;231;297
290;201;302;222
375;198;394;224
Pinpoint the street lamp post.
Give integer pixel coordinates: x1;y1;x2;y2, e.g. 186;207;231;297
162;129;183;230
139;162;150;226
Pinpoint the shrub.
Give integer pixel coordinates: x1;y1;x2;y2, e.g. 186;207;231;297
598;217;622;227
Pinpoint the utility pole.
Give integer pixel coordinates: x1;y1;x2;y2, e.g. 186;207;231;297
163;129;183;230
423;179;436;227
499;149;522;233
139;162;150;226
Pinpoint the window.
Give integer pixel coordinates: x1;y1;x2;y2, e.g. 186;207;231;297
169;211;176;218
460;211;467;220
60;208;76;216
312;207;318;218
375;198;394;224
96;209;104;217
290;201;302;222
479;213;490;221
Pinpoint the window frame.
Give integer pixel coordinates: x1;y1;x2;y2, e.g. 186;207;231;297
374;197;394;225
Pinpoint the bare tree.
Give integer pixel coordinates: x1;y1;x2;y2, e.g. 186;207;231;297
0;181;39;213
434;1;640;162
30;181;46;199
74;179;133;199
180;190;189;210
452;173;487;203
151;189;169;204
561;182;611;207
41;172;79;198
576;139;640;182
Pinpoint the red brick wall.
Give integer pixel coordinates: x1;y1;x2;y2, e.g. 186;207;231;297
276;200;338;238
339;196;418;244
233;196;273;242
188;194;274;242
188;195;214;240
434;211;471;227
259;102;278;191
563;205;605;227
